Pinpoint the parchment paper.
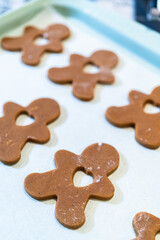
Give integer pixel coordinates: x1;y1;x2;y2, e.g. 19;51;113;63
0;6;160;240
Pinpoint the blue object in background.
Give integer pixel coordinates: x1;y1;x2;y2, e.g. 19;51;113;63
135;0;160;32
0;0;32;14
0;0;159;32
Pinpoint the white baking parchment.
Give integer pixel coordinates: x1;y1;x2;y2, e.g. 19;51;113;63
0;6;160;240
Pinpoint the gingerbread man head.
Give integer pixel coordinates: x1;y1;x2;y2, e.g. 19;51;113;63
132;212;160;240
48;50;118;101
106;86;160;149
1;24;70;65
24;143;119;229
0;98;60;164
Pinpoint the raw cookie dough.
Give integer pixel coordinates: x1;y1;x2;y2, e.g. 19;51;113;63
0;98;60;164
25;143;119;229
48;50;118;101
1;24;70;65
133;212;160;240
106;86;160;149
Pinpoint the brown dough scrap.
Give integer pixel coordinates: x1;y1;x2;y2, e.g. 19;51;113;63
48;50;118;101
106;86;160;149
132;212;160;240
24;143;119;229
1;24;70;65
0;98;60;164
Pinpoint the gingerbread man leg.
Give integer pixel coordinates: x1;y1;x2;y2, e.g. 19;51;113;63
21;45;45;66
72;77;97;101
135;121;160;149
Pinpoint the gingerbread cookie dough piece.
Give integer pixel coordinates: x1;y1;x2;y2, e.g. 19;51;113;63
133;212;160;240
25;143;119;229
1;24;70;65
48;50;118;101
106;86;160;149
0;98;60;164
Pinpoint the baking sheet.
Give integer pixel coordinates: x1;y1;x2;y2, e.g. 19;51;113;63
0;3;160;240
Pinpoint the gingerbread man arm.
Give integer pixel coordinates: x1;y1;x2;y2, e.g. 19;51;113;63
1;36;24;51
46;39;63;53
24;171;58;200
48;66;74;83
106;105;136;127
97;70;115;84
25;125;50;143
1;26;38;51
133;212;160;240
54;150;77;168
48;54;85;84
70;54;87;66
3;102;23;117
129;90;148;104
24;150;77;200
24;26;40;37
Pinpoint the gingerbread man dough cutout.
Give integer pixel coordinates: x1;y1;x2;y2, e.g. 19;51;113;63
132;212;160;240
0;98;60;164
25;143;119;229
1;24;70;65
48;50;118;101
106;86;160;149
